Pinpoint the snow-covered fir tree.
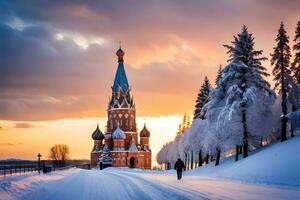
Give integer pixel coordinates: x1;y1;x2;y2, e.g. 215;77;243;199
193;76;211;119
186;114;191;128
205;25;275;161
100;144;112;166
177;114;191;135
215;65;223;86
224;25;269;78
188;119;209;167
288;22;300;136
176;124;183;136
271;22;292;142
291;21;300;84
288;83;300;109
288;82;300;137
182;114;188;132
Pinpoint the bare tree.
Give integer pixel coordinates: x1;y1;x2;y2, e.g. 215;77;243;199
49;144;70;167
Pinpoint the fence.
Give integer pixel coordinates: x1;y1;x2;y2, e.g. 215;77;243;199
75;164;91;170
0;160;91;178
0;165;41;177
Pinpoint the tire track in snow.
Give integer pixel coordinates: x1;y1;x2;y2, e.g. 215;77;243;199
20;169;171;200
107;170;210;200
106;171;190;199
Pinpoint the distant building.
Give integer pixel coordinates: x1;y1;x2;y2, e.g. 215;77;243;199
91;47;151;169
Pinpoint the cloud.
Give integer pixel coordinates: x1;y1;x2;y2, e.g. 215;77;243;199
0;0;299;121
0;21;211;120
0;142;23;145
14;123;38;129
0;142;14;145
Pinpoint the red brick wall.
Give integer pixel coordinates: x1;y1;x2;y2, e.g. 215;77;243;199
91;152;102;167
140;137;149;148
107;109;137;132
127;152;152;169
104;137;113;149
124;132;138;148
91;151;152;169
111;151;127;167
113;139;125;148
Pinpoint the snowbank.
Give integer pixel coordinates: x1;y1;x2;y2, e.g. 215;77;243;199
0;168;78;200
187;136;300;187
1;137;299;200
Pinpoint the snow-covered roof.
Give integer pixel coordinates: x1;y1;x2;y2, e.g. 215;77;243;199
129;143;138;152
120;97;129;108
128;136;138;152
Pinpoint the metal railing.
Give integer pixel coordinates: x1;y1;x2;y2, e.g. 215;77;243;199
0;165;40;178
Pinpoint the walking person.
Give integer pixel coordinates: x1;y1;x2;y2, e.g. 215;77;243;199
98;158;103;170
174;158;185;180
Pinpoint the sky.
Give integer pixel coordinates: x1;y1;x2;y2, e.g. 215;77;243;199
0;0;299;165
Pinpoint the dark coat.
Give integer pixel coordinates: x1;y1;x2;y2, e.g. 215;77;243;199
174;159;185;171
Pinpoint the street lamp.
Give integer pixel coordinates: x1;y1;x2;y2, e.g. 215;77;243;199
37;153;42;174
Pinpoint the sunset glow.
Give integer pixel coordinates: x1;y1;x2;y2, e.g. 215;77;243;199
0;0;300;166
0;116;182;165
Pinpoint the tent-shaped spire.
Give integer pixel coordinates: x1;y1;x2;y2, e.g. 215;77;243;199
112;47;129;93
128;134;138;152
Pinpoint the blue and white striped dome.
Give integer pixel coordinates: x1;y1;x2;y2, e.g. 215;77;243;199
112;126;125;139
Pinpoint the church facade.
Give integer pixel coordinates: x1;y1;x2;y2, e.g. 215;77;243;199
91;47;152;169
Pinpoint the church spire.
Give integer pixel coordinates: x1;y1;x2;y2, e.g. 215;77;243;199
112;47;129;93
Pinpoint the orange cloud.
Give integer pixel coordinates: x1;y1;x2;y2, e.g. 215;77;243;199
0;0;299;121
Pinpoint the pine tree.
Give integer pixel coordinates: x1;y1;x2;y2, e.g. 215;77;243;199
177;114;192;135
288;82;300;138
224;25;269;78
224;25;272;157
186;114;191;128
193;76;211;119
176;123;182;136
291;21;300;83
271;22;292;142
288;21;300;137
206;25;274;160
100;144;112;166
182;114;187;132
215;65;223;86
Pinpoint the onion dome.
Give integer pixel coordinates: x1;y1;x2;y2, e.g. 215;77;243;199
140;123;150;137
116;48;124;63
112;125;125;139
92;124;105;140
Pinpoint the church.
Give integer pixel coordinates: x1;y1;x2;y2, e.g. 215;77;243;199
90;47;152;169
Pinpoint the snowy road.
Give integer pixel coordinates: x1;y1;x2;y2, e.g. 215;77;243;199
1;168;300;200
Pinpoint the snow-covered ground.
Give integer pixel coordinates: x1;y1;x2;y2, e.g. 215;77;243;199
1;136;300;200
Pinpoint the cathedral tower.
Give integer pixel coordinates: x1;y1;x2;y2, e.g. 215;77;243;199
91;47;151;169
105;47;138;149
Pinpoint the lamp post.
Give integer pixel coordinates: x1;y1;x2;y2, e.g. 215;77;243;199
37;153;42;174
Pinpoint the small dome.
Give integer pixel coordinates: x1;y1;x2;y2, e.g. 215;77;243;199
112;126;125;139
116;48;124;57
116;48;124;62
92;124;105;140
140;124;150;137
